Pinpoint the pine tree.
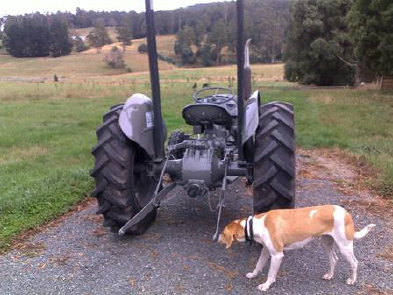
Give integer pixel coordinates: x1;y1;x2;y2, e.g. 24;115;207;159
284;0;355;86
347;0;393;77
116;18;133;52
208;19;228;66
49;18;73;57
3;18;25;57
174;26;196;65
4;14;50;57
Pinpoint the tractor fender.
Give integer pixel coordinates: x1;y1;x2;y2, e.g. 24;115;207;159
242;90;260;144
118;93;157;159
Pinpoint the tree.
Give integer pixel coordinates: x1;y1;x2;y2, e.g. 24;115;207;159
4;13;50;57
116;18;133;52
74;35;89;52
104;46;126;68
208;19;228;65
3;18;25;57
174;25;196;65
49;17;73;57
87;21;112;53
201;43;214;67
0;18;4;46
347;0;393;78
284;0;355;86
75;7;92;28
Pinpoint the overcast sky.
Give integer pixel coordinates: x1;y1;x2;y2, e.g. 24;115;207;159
1;0;230;17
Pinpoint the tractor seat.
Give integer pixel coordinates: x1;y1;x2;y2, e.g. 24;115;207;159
182;104;233;126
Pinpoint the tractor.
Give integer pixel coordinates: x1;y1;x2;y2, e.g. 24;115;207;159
90;0;295;239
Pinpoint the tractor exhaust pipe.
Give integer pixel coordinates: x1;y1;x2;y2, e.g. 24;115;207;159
145;0;165;160
243;38;252;100
236;0;245;161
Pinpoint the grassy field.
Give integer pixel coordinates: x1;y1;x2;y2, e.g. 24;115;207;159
0;57;392;250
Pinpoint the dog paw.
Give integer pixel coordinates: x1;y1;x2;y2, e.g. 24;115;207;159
257;283;270;292
322;273;333;280
346;278;356;285
246;272;257;279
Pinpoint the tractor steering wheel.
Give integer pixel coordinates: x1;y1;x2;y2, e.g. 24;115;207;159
193;87;235;104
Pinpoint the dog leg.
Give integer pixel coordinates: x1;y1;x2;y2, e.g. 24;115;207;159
321;236;338;280
337;241;358;285
257;252;284;292
246;246;269;279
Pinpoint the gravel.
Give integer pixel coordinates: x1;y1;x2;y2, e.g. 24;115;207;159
1;155;392;295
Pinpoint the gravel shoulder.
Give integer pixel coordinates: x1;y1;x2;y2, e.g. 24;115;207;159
1;150;392;295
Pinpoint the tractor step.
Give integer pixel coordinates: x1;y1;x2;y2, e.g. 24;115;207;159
118;182;176;236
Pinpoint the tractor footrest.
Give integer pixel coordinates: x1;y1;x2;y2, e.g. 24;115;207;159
118;182;176;236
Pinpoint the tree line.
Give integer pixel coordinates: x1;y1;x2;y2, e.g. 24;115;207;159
1;0;391;85
1;0;290;62
174;0;289;66
2;15;134;58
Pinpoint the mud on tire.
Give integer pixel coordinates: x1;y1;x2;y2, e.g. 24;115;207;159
253;102;296;213
90;105;157;234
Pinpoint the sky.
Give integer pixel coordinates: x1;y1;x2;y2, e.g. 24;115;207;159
0;0;230;17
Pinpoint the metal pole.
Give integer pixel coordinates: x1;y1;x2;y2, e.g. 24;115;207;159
236;0;245;161
145;0;165;159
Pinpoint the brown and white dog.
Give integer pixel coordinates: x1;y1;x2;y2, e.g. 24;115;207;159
218;205;376;292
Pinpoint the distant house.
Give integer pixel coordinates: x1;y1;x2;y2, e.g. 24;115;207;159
70;35;86;41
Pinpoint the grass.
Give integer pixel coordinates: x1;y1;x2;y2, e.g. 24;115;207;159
0;57;392;250
0;35;176;79
260;87;393;195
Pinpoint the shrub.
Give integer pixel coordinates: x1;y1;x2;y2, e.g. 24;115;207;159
138;43;147;53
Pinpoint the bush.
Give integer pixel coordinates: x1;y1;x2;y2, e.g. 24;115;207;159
138;43;147;53
157;53;176;65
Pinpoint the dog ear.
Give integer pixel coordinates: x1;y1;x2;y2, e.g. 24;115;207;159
225;233;234;249
218;231;234;248
222;221;244;248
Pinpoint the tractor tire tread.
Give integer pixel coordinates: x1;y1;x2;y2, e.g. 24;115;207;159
253;102;296;213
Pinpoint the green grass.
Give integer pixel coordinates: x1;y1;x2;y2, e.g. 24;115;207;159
260;87;393;196
0;63;392;250
0;97;112;248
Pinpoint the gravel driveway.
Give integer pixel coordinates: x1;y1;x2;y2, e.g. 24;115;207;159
1;152;392;295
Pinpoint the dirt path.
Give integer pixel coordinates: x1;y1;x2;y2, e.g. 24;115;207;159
1;151;392;295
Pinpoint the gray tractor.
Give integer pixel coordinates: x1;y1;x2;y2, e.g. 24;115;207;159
90;0;295;239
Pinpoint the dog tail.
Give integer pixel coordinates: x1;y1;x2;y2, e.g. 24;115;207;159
354;224;376;239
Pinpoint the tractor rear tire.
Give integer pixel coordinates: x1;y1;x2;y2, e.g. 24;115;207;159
253;102;296;213
90;105;157;234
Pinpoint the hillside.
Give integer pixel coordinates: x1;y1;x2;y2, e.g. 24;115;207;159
0;35;177;81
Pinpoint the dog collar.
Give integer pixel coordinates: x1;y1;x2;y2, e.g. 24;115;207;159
245;215;254;242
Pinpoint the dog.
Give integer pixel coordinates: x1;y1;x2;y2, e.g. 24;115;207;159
218;205;376;292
